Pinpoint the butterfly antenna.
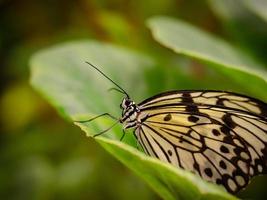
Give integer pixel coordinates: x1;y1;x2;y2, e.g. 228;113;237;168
108;87;126;95
85;61;129;98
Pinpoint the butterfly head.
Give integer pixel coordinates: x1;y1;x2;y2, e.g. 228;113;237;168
120;97;133;109
119;97;139;129
84;62;139;129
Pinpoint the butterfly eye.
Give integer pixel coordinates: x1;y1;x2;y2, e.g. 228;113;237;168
124;99;131;106
121;98;131;108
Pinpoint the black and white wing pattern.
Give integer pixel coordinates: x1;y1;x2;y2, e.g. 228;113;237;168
135;90;267;194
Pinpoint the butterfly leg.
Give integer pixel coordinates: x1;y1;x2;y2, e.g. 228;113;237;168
120;129;126;141
74;113;120;138
93;120;120;137
74;113;117;123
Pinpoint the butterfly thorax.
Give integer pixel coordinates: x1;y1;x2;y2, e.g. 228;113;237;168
120;97;140;129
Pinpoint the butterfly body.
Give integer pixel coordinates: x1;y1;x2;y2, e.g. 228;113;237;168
119;90;267;194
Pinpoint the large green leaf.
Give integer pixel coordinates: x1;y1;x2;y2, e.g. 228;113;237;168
30;40;236;200
147;16;267;100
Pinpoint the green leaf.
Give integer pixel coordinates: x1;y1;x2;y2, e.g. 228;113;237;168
30;40;236;200
147;16;267;101
207;0;267;67
243;0;267;23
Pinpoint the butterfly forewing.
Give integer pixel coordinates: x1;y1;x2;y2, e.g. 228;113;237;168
139;90;267;117
135;90;267;193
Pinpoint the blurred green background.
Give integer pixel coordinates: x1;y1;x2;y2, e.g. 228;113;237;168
1;0;267;199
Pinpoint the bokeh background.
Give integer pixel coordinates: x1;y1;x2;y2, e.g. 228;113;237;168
1;0;267;199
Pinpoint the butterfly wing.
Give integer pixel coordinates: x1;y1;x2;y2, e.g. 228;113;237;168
135;90;267;193
139;90;267;117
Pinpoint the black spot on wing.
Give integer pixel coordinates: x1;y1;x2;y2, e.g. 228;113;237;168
216;98;227;106
167;150;173;156
212;129;220;136
182;92;200;113
204;168;213;177
164;113;172;121
219;160;227;169
222;114;236;129
186;105;199;112
182;92;193;102
220;126;231;135
188;116;199;123
223;135;234;144
220;145;230;153
260;107;267;117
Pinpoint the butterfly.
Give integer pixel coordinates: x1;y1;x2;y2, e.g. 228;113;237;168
76;62;267;194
